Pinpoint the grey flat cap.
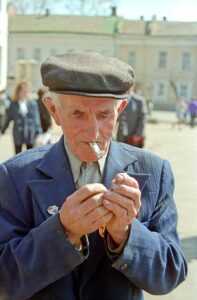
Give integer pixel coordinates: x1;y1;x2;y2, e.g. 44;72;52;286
41;52;135;99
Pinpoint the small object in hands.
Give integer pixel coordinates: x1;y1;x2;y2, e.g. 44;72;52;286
89;142;105;159
99;224;106;238
47;205;59;215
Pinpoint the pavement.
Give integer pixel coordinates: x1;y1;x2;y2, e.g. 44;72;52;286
0;110;197;299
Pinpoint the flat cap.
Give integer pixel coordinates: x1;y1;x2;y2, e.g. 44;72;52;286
41;52;135;99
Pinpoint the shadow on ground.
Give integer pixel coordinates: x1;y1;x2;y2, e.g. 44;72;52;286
180;236;197;262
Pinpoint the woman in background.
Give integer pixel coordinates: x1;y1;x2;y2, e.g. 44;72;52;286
1;81;42;154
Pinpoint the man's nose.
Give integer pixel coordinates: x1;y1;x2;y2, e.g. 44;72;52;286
85;117;99;140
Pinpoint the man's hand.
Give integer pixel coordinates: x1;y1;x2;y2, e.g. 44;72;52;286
103;173;141;245
59;183;112;245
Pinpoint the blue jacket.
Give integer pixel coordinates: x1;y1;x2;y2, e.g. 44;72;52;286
0;137;187;300
1;100;42;145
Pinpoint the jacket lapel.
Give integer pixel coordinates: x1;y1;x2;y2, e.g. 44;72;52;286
27;137;76;220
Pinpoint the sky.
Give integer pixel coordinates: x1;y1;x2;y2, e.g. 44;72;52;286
53;0;197;22
117;0;197;22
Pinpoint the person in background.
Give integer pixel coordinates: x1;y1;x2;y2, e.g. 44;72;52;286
146;98;154;115
172;97;187;129
0;90;10;131
0;52;187;300
34;86;52;146
117;83;147;148
188;97;197;127
0;81;42;154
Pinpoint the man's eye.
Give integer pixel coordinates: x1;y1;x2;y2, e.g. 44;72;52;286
72;111;84;118
98;113;111;119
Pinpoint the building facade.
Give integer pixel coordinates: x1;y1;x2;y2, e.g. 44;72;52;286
118;19;197;109
8;14;197;109
0;0;8;91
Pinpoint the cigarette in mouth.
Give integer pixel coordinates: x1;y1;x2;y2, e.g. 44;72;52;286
89;142;105;159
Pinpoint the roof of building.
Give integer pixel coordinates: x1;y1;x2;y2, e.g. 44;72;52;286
8;15;197;37
148;21;197;37
8;15;119;35
117;19;146;35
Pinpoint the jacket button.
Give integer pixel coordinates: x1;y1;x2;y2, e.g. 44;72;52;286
120;263;128;270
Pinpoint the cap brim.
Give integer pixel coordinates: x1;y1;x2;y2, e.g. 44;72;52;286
50;90;130;99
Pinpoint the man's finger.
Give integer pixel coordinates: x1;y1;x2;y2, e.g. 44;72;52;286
103;199;136;223
103;190;135;216
80;193;104;215
113;173;139;189
66;183;107;205
90;211;113;231
109;183;141;210
85;205;109;224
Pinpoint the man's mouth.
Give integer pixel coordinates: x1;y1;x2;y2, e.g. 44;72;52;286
89;142;105;159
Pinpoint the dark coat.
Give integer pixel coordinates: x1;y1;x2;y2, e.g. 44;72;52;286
1;100;42;145
0;137;187;299
37;99;52;132
117;93;146;143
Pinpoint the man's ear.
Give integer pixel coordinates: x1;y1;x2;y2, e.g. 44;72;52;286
117;99;128;115
42;97;61;126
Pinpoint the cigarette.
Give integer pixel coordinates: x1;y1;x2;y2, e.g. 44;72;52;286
89;142;105;159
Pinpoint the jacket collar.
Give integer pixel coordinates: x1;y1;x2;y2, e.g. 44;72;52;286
27;136;76;219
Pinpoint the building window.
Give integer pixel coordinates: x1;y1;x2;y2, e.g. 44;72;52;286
17;48;25;60
158;51;167;69
178;83;192;100
153;82;167;101
127;51;135;68
180;84;188;98
182;52;190;70
158;83;165;97
33;48;41;61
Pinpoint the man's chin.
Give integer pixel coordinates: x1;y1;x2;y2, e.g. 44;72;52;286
71;141;108;161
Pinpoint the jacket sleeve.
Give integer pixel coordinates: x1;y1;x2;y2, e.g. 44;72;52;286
107;160;187;295
0;106;13;134
0;163;88;300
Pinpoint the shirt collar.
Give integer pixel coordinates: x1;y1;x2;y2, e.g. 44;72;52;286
64;138;108;184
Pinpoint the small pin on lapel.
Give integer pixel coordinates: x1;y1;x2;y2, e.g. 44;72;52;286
47;205;59;215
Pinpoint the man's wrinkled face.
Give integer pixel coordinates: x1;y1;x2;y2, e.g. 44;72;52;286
44;95;127;162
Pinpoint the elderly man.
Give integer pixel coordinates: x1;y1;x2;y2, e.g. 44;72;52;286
0;52;187;300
